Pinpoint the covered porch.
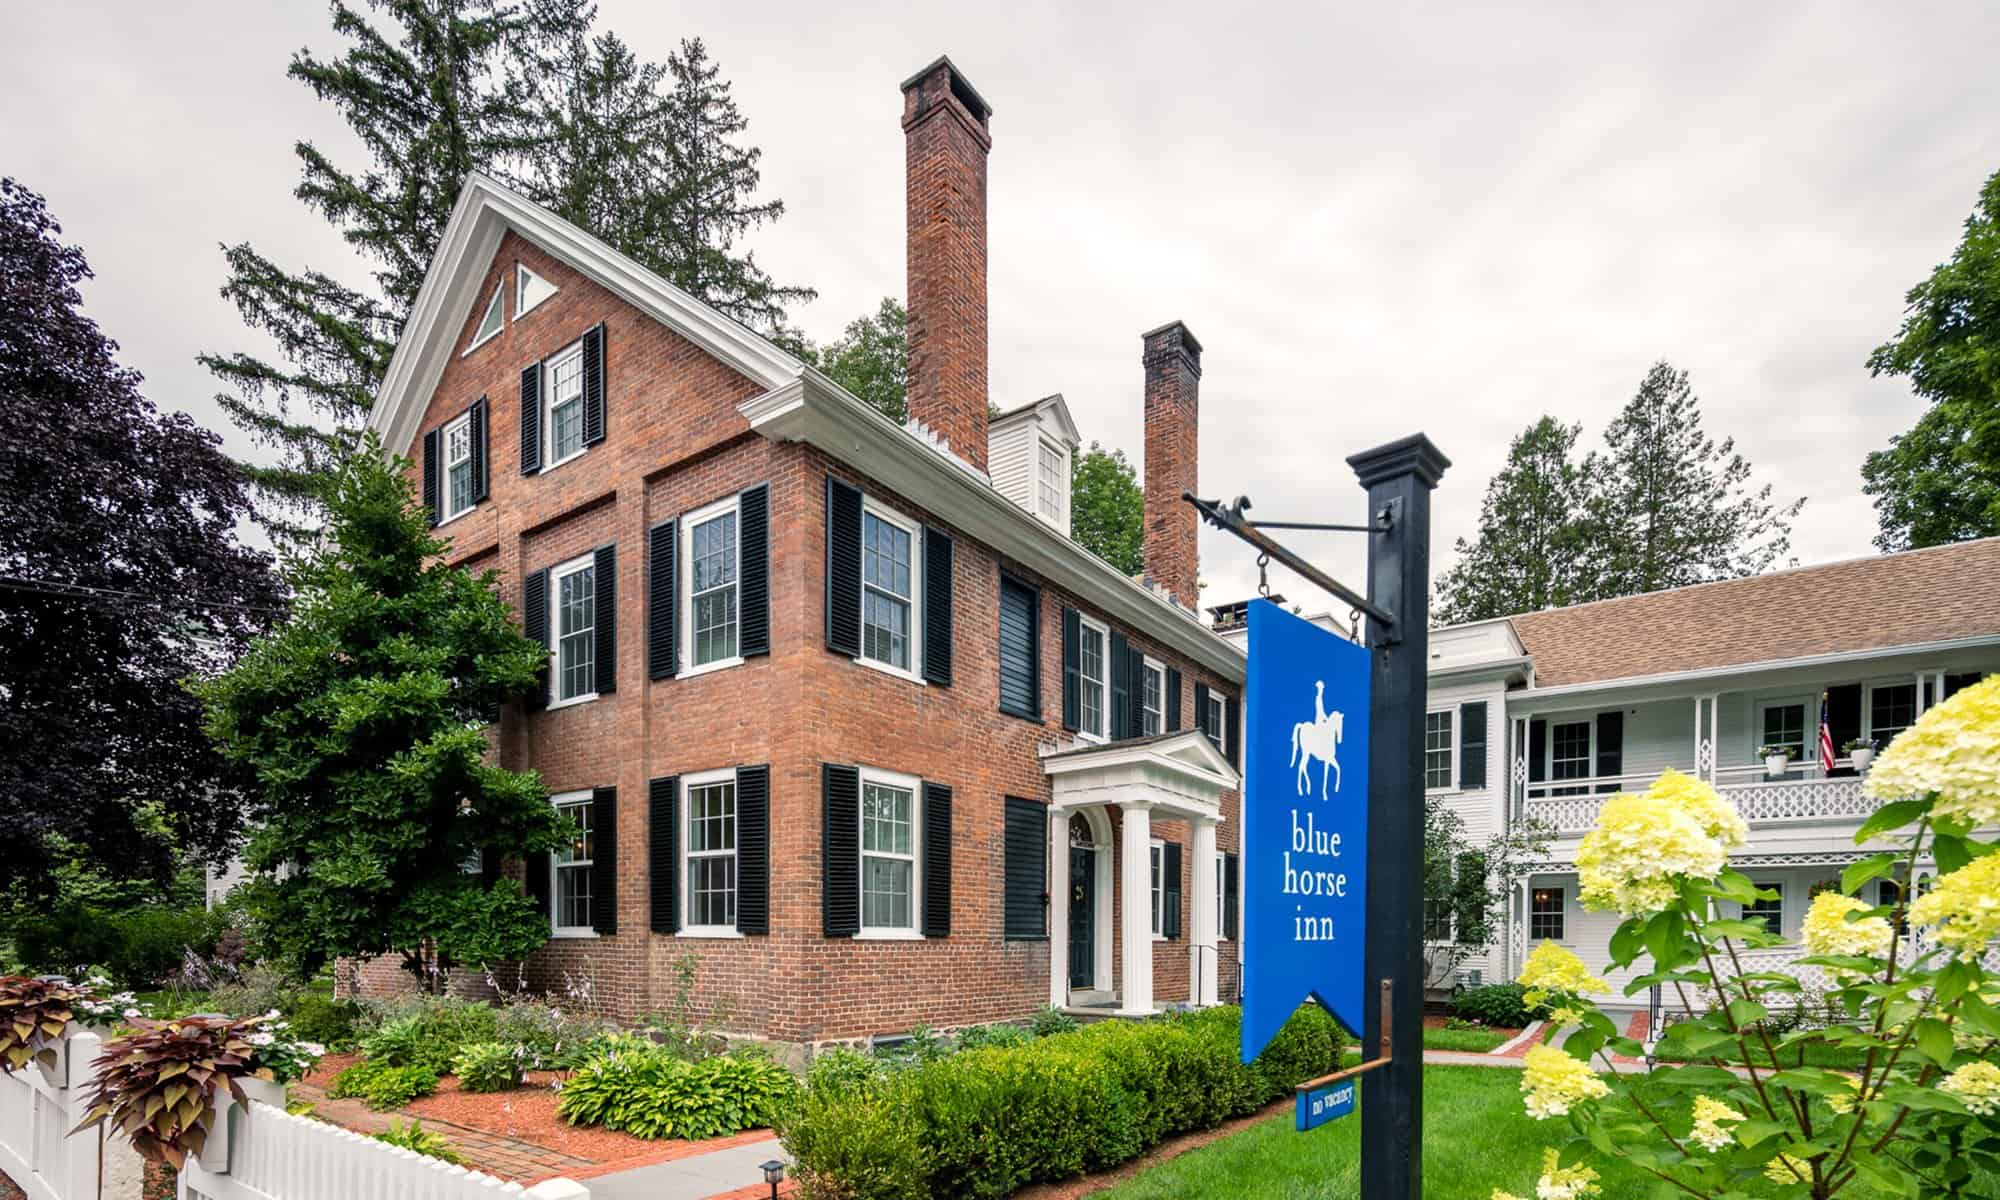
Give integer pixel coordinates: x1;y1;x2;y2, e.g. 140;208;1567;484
1040;730;1237;1017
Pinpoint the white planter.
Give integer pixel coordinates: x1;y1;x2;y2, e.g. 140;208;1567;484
1764;754;1791;777
1850;747;1874;772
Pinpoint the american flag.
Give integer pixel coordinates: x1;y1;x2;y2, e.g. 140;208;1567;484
1818;694;1836;775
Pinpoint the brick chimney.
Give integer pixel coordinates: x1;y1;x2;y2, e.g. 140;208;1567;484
901;55;992;472
1142;321;1203;610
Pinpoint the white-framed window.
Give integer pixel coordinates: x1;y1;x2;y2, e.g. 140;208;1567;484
1202;689;1228;756
860;769;920;934
1548;720;1591;796
551;790;595;935
1744;882;1783;937
859;499;921;678
1141;657;1165;736
1077;615;1109;739
442;411;475;522
1036;440;1065;523
545;342;587;467
1424;709;1455;791
1753;697;1809;776
517;263;557;317
1530;885;1565;941
683;496;741;673
467;283;503;353
1149;838;1165;937
682;770;737;934
1215;855;1226;935
1867;682;1918;746
550;553;596;706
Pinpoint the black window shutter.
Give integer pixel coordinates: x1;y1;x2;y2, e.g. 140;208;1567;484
736;765;771;934
1109;630;1132;741
590;786;618;934
922;527;954;686
1194;682;1211;743
649;776;679;934
921;782;953;938
1528;719;1547;784
1166;667;1182;731
739;484;771;658
422;428;441;526
525;849;552;923
1459;701;1489;791
1127;642;1148;738
1595;711;1624;793
825;478;863;657
581;322;607;446
468;396;489;502
1061;607;1081;731
822;764;860;937
1225;695;1239;769
522;568;550;709
997;576;1040;720
519;362;542;475
1162;841;1183;939
648;519;678;679
1222;852;1239;940
1002;797;1047;939
592;544;617;694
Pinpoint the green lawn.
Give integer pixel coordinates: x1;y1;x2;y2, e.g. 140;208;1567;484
1421;1027;1509;1053
1088;1065;1995;1200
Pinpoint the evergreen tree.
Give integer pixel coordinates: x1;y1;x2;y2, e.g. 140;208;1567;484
812;297;908;422
1862;168;2000;550
1070;443;1145;575
1433;417;1600;624
1592;361;1803;595
195;439;565;982
0;179;282;896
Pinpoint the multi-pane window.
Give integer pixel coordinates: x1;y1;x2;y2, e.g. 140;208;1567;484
1530;886;1565;941
443;413;474;520
861;509;914;671
861;779;916;931
1744;883;1783;937
1550;721;1591;796
1078;619;1107;738
552;557;595;703
1149;841;1164;936
1424;710;1455;791
1203;691;1228;756
689;508;739;666
1870;684;1917;747
546;344;586;463
1141;660;1164;736
1424;896;1453;942
553;793;594;932
685;777;737;930
1761;704;1806;762
1037;441;1065;522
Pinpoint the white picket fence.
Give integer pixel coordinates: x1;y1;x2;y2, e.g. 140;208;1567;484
1;1027;589;1200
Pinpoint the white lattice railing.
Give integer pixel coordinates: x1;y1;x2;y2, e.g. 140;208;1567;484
1524;777;1877;836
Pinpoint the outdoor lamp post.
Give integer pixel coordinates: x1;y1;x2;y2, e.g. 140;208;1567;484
761;1158;786;1199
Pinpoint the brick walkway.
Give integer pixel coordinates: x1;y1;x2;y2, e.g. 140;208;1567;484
291;1079;597;1182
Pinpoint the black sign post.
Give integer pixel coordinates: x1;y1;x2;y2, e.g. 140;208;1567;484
1348;434;1449;1200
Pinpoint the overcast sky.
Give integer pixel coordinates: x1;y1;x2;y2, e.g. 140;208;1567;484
9;1;1997;611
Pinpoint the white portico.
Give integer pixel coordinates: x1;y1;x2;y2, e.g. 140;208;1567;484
1041;730;1238;1016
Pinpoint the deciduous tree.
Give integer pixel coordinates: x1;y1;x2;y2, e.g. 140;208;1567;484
811;297;908;422
1070;443;1145;575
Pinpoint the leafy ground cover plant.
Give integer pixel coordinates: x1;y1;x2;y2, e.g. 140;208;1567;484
1493;677;2000;1200
372;1118;463;1163
0;974;84;1070
329;1058;441;1110
71;1014;264;1167
557;1045;799;1140
451;1041;524;1092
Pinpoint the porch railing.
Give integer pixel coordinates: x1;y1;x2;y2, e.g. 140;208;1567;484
1523;772;1877;836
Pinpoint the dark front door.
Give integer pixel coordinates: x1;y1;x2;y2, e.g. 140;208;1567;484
1069;847;1094;988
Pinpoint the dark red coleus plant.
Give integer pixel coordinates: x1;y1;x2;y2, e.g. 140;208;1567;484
0;974;82;1072
73;1015;266;1168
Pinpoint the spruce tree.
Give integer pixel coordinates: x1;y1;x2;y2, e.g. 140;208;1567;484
1433;416;1600;624
1592;361;1803;595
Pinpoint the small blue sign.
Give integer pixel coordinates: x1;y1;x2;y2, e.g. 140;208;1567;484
1241;599;1372;1063
1296;1077;1357;1131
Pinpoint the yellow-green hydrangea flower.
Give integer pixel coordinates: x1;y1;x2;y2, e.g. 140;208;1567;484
1647;768;1749;848
1800;890;1894;959
1824;1074;1862;1115
1492;1192;1528;1200
1865;674;2000;826
1517;941;1609;1013
1940;1061;2000;1116
1689;1094;1745;1151
1520;1043;1610;1119
1909;856;2000;960
1575;791;1727;916
1532;1148;1601;1200
1764;1153;1813;1185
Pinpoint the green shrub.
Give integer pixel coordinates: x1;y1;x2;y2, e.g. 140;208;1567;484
284;992;362;1050
952;1023;1031;1052
557;1045;799;1140
494;999;613;1071
1027;1006;1077;1038
785;1089;926;1200
14;902;222;987
329;1058;440;1110
1448;982;1546;1029
372;1118;462;1163
358;999;497;1074
451;1042;523;1092
805;1047;887;1100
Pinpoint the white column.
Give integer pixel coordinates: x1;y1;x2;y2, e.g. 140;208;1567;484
1047;807;1069;1009
1190;817;1219;1006
1118;800;1155;1016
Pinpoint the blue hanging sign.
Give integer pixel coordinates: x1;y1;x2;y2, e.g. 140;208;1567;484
1240;599;1372;1064
1296;1077;1358;1130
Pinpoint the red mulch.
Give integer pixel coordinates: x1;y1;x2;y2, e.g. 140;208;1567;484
302;1050;362;1088
1422;1013;1523;1038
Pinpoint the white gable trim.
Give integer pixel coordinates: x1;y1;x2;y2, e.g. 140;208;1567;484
1041;730;1237;822
368;173;802;458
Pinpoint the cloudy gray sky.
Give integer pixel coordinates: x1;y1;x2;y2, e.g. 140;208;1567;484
9;0;1997;609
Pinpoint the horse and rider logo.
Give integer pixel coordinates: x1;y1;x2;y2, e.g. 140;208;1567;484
1290;680;1344;799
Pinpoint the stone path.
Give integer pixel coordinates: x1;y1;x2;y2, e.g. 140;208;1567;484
291;1079;597;1182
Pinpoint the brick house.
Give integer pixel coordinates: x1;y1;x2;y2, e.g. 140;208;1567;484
358;56;1249;1053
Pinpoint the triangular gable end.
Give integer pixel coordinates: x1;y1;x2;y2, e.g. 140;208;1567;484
517;262;558;316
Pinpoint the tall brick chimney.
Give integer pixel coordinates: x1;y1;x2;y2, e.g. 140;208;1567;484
1142;321;1203;610
901;55;992;472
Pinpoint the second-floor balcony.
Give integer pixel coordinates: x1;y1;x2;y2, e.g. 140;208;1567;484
1522;763;1881;837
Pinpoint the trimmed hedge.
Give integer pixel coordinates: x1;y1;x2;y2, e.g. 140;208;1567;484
1447;982;1547;1029
781;1005;1344;1200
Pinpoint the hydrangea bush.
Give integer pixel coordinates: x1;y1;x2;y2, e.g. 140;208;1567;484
1497;676;2000;1200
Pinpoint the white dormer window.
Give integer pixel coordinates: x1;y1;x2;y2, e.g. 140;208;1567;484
1037;440;1065;523
466;283;504;353
517;263;558;317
